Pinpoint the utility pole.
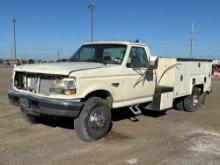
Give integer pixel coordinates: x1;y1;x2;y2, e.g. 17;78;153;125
190;22;196;58
88;2;95;41
12;18;17;61
10;44;13;59
57;50;60;61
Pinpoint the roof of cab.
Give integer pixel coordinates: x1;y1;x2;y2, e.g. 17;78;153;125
82;40;148;47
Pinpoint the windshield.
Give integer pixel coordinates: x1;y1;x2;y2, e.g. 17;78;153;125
69;44;127;64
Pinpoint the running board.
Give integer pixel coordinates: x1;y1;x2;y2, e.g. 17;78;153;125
129;105;142;115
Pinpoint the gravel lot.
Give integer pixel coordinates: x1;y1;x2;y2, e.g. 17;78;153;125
0;67;220;165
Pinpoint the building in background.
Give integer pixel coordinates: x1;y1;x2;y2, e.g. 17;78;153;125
213;59;220;65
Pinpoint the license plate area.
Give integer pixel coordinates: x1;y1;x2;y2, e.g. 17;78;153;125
20;97;29;108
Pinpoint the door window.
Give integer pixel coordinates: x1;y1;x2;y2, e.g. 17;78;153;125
127;47;148;68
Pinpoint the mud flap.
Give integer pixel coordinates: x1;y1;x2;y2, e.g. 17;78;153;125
199;92;207;105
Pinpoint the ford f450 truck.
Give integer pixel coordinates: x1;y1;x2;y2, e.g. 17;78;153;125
8;41;212;141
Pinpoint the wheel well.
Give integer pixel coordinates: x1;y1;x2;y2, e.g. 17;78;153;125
194;84;204;93
82;90;113;105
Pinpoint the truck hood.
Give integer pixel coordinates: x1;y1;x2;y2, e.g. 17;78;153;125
14;62;107;75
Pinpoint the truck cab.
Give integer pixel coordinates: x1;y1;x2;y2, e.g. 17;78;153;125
68;41;156;108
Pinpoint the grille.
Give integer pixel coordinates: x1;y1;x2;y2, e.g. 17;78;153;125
14;72;65;95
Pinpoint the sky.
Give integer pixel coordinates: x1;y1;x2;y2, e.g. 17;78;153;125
0;0;219;60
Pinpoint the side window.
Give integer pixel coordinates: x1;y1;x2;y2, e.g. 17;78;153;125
127;47;148;68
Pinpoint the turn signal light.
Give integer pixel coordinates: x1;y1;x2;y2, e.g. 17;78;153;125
65;89;77;95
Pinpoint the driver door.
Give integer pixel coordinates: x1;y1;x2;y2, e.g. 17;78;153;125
123;46;155;102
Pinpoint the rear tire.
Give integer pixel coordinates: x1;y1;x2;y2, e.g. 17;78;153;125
175;99;185;111
184;87;200;112
74;97;111;142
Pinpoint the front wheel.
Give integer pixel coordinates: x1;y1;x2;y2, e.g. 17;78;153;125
74;97;112;142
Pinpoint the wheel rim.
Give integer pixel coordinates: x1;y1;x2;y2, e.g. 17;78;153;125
192;95;199;107
88;109;107;132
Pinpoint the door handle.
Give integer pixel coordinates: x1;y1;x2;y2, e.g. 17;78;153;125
112;82;119;87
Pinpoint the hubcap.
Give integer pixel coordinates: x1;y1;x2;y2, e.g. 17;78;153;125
192;95;199;107
88;110;107;131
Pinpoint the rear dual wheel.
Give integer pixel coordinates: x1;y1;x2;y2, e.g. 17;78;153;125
175;98;184;111
184;87;200;112
175;87;202;112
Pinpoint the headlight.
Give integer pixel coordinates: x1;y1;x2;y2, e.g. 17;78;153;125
49;78;77;95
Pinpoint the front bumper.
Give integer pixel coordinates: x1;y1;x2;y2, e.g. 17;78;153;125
8;90;83;118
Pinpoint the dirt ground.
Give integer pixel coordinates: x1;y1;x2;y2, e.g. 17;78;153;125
0;67;220;165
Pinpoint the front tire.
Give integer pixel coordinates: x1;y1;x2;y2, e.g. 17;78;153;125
74;97;112;142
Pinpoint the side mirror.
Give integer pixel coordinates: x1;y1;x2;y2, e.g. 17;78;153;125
149;56;158;69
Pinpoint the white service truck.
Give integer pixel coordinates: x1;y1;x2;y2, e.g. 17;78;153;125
8;41;212;141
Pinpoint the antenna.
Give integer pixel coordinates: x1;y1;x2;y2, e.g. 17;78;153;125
190;22;196;58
